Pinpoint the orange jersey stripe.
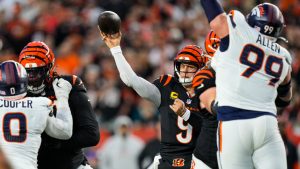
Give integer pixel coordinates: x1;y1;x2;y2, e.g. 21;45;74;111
219;121;223;152
192;79;204;88
159;75;163;83
163;75;172;86
194;75;210;80
72;75;77;85
229;10;235;17
198;69;214;78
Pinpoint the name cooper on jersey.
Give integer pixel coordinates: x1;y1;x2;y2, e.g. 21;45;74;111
0;99;33;108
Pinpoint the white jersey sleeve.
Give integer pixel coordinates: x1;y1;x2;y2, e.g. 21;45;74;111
110;46;161;107
45;97;73;140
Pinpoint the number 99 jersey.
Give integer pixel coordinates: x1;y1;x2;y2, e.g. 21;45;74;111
0;97;52;169
211;10;292;117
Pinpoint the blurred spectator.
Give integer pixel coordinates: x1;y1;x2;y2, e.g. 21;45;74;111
279;111;299;169
138;120;161;169
97;116;144;169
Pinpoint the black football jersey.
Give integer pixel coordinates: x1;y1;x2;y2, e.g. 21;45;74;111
28;75;99;169
192;68;219;169
193;68;217;121
153;75;202;157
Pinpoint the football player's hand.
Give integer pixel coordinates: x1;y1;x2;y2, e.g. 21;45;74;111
52;78;72;99
100;30;122;48
170;99;186;117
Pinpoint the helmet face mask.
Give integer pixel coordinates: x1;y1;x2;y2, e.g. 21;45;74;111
25;66;48;94
174;45;206;87
175;61;198;86
246;3;285;38
19;41;55;95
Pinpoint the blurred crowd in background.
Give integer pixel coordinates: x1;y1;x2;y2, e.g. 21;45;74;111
0;0;299;169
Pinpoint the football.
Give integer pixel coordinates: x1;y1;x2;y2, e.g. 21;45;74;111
98;11;121;35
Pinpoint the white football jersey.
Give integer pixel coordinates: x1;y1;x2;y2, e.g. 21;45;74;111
0;97;52;169
211;10;292;114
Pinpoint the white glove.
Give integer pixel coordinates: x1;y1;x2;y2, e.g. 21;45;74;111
52;78;72;99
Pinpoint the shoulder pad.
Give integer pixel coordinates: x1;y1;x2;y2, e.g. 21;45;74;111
192;68;215;88
228;10;247;29
60;75;87;92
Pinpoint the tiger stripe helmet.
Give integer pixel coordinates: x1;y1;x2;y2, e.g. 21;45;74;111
174;45;206;86
205;30;220;57
18;41;55;94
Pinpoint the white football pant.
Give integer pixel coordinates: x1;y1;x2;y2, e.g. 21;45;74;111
217;115;287;169
191;154;212;169
77;164;93;169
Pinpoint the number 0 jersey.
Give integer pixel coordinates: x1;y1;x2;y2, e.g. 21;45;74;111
211;10;292;115
153;75;202;158
0;97;52;169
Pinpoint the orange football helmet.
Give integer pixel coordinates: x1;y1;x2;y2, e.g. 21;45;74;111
205;30;220;57
174;45;207;86
19;41;56;94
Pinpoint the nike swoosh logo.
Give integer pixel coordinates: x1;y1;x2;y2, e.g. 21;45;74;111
196;84;204;89
56;82;61;88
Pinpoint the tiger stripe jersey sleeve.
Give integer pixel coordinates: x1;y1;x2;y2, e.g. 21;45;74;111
153;74;173;88
192;68;216;96
110;46;161;107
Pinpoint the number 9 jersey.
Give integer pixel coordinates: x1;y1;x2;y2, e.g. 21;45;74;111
211;10;292;117
153;75;202;163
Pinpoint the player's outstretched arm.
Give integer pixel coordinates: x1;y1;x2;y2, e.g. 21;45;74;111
100;31;161;107
45;78;73;140
200;0;229;38
60;88;100;149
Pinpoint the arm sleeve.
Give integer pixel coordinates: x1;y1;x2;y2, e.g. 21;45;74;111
59;91;100;149
200;0;225;23
45;97;73;140
110;46;161;107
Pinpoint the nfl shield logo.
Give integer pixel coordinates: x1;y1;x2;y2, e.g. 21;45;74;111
186;99;192;104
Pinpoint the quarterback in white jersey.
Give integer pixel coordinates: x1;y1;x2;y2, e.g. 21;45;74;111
199;1;292;169
0;61;73;169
